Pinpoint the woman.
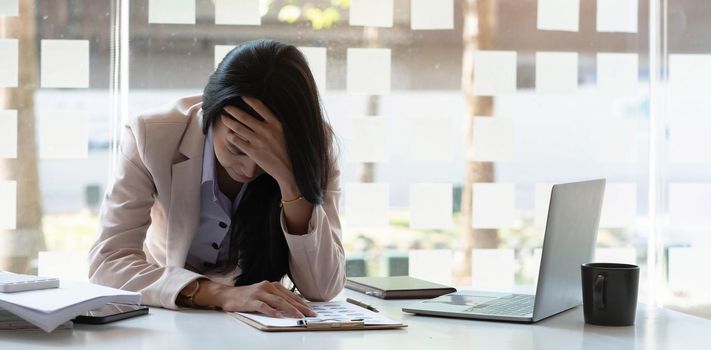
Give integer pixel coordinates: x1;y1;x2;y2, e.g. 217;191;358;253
89;39;344;318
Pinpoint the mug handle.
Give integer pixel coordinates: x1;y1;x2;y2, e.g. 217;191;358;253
593;274;607;311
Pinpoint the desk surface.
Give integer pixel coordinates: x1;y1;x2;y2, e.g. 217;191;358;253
2;289;710;350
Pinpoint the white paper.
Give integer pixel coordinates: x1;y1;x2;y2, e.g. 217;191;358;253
345;183;389;228
669;116;711;163
0;110;17;159
599;183;637;228
148;0;195;24
472;183;516;229
215;0;260;25
473;51;517;96
597;0;638;33
38;252;89;282
411;0;454;30
669;183;711;228
39;111;88;159
214;45;237;69
597;53;638;95
593;248;636;264
41;40;89;88
0;0;18;16
346;116;389;162
233;301;401;328
469;117;516;162
472;249;515;289
536;52;578;94
410;183;453;229
347;48;391;95
0;181;16;230
669;54;711;96
0;39;18;87
349;0;393;28
298;47;327;94
409;249;453;285
534;183;554;228
593;118;637;162
537;0;580;32
408;117;453;161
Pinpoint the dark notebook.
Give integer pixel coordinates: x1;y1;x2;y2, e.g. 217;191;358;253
345;276;456;299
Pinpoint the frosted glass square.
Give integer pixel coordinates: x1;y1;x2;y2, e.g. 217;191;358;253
38;251;89;282
537;0;580;32
349;0;393;28
0;110;17;159
469;117;516;162
594;247;636;264
0;181;16;230
298;47;327;94
600;183;637;228
41;40;89;88
0;0;17;16
593;119;637;162
409;249;452;285
669;55;711;96
669;183;711;228
536;52;578;94
215;0;260;25
669;116;711;163
0;39;18;87
149;0;195;24
39;111;88;159
347;48;391;95
214;45;238;69
472;249;515;290
597;0;638;33
408;117;453;162
410;183;453;229
597;53;638;95
472;183;516;229
534;183;554;228
473;51;517;96
345;183;389;228
346;117;389;163
411;0;454;30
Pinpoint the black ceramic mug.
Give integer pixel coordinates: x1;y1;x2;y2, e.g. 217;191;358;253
581;263;640;326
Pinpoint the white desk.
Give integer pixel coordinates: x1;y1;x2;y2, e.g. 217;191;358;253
1;289;710;350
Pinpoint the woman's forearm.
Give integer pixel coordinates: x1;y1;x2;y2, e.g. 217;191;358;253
278;176;314;236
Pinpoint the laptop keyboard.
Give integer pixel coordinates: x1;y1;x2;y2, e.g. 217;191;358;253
462;294;534;316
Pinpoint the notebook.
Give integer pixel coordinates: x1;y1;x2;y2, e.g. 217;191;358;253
229;301;406;332
346;276;457;299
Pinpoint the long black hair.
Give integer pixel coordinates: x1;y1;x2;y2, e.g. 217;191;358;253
201;39;333;286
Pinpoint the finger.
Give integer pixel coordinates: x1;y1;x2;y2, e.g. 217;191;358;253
221;114;255;141
260;294;305;319
223;105;266;134
226;132;253;155
272;283;316;316
242;96;279;125
251;300;283;318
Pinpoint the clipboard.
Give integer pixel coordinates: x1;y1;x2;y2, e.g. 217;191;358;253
228;301;407;332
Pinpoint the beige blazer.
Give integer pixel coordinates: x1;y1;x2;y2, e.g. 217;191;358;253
88;95;346;309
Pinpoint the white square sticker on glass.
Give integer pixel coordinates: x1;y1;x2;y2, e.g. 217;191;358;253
472;183;516;229
469;117;516;162
349;0;393;27
41;40;90;88
472;249;515;289
597;53;638;95
410;183;453;229
473;51;517;96
345;183;389;228
409;249;453;286
534;183;554;228
215;0;261;25
0;181;16;230
597;0;638;33
149;0;195;24
39;111;88;159
593;118;637;163
298;47;327;94
346;116;389;163
408;117;453;162
669;117;711;163
0;110;17;159
536;52;578;94
411;0;454;30
669;54;711;96
594;248;636;265
599;183;637;228
347;48;391;95
537;0;580;32
214;45;237;69
0;39;18;87
669;183;711;229
0;0;18;16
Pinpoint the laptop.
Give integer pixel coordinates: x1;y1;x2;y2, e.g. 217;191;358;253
402;179;606;323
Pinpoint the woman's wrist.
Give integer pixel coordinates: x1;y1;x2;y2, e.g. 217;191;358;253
192;279;230;309
277;175;301;201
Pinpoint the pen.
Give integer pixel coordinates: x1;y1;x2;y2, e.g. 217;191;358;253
346;298;379;313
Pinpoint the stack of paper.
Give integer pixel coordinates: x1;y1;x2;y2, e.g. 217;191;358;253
0;280;140;332
0;310;72;332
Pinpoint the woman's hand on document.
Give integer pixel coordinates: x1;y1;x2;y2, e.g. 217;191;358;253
198;279;316;318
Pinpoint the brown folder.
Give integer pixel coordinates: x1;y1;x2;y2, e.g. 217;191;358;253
345;276;457;299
